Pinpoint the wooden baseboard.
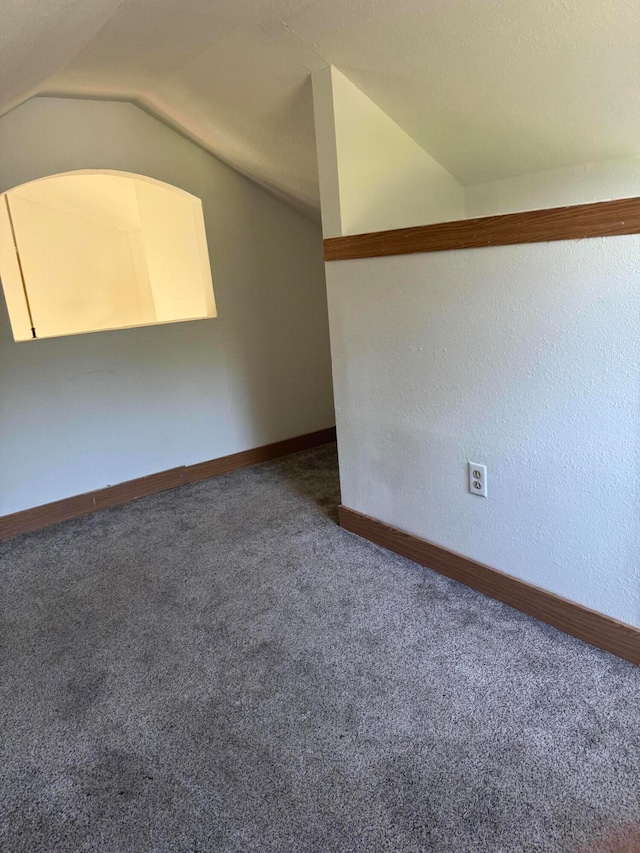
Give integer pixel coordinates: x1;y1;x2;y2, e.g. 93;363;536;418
185;428;337;483
339;505;639;666
0;427;337;539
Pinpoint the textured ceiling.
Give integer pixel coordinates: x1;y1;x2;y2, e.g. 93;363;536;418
3;0;640;217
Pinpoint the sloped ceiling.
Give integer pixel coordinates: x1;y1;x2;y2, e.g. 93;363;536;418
3;0;640;217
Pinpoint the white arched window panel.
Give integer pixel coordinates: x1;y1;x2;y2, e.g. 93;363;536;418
0;170;216;342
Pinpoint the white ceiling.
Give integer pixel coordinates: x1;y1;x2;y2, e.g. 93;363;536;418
3;0;640;217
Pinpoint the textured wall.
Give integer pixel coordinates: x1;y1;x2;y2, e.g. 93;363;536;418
0;97;334;514
326;239;640;627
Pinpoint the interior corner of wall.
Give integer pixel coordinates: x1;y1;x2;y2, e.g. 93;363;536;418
333;68;466;232
311;66;343;239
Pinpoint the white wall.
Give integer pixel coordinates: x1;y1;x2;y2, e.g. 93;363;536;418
0;96;334;514
5;193;151;338
466;155;640;217
312;67;464;237
326;241;640;627
133;178;214;323
313;69;640;628
2;171;217;335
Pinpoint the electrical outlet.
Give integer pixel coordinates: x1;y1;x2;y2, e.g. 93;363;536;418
468;462;487;498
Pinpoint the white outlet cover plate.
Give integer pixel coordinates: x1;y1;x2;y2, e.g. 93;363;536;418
468;462;487;498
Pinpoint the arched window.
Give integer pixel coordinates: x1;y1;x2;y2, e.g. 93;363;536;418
0;170;216;341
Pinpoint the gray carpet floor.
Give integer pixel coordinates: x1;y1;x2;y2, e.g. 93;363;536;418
1;443;639;853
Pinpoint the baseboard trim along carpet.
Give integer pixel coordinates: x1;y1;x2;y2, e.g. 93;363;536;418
338;505;639;666
0;427;337;540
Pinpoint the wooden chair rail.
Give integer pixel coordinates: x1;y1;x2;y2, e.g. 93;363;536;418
324;196;640;261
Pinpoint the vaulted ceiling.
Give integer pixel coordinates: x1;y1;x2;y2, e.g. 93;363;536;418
3;0;640;217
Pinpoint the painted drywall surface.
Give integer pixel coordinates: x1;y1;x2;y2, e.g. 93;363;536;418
133;179;214;323
9;1;640;217
0;0;124;116
6;194;147;338
0;207;36;339
0;96;334;514
466;155;640;217
313;67;464;237
311;68;343;239
1;172;215;339
10;172;143;231
325;239;640;627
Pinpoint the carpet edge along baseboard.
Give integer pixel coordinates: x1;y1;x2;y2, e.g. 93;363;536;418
0;427;337;539
338;505;639;666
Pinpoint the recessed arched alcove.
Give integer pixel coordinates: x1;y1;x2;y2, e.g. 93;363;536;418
0;170;216;341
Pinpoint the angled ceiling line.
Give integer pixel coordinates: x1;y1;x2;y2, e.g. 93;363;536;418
33;91;322;223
